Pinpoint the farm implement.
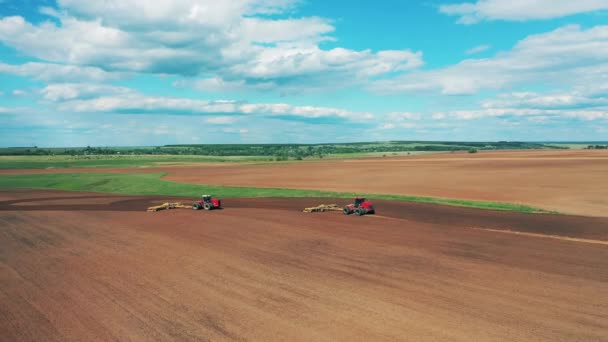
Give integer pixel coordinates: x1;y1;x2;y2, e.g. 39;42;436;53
147;195;221;212
147;202;191;212
303;204;343;213
303;197;376;216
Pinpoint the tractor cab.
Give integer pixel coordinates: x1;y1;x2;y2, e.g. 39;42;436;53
354;197;366;208
201;195;212;202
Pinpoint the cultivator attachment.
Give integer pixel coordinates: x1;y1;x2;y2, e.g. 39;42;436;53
302;204;342;213
147;202;191;212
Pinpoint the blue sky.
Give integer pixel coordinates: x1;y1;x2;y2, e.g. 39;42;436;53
1;0;607;146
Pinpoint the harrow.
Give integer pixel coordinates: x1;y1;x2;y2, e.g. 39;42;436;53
302;204;342;213
147;202;191;212
303;198;375;216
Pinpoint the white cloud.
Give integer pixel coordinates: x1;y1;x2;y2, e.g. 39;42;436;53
206;116;238;125
42;84;375;121
239;17;334;44
0;1;422;92
377;112;424;130
432;112;447;120
465;44;490;55
433;87;608;121
0;61;123;82
222;127;249;134
55;0;298;30
447;107;608;120
173;78;276;93
481;89;608;110
221;46;422;92
0;15;219;76
440;0;608;24
41;83;135;101
371;25;608;95
12;89;27;96
385;112;422;121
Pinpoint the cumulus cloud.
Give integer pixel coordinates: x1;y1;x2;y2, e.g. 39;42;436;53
55;0;298;29
42;83;375;121
232;47;422;80
440;0;608;24
174;47;422;93
446;108;608;120
427;87;608;121
371;25;608;95
371;83;608;123
481;89;608;110
0;61;123;82
41;83;135;101
0;15;222;76
173;78;276;93
0;0;422;91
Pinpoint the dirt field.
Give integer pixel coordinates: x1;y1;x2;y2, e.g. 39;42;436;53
160;150;608;217
3;150;606;217
1;190;607;341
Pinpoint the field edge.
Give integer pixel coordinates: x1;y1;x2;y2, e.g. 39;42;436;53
0;172;555;214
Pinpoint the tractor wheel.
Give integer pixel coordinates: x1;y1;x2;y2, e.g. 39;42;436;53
203;202;212;210
343;207;351;215
355;208;365;216
192;203;201;210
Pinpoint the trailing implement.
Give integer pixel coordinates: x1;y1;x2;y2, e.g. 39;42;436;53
147;195;222;212
147;202;191;212
303;204;342;213
303;198;376;216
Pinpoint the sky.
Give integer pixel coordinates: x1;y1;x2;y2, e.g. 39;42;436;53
1;0;608;146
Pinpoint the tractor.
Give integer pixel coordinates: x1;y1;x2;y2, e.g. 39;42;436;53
343;197;375;216
192;195;221;211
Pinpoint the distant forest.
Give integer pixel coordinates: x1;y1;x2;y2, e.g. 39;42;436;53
0;141;575;158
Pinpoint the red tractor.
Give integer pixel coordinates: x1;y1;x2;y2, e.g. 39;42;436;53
343;197;375;216
192;195;221;211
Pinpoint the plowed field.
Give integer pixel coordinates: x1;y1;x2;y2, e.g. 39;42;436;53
3;150;606;216
2;190;607;341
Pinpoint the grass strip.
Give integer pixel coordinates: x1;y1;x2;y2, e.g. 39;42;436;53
0;172;552;214
0;155;273;169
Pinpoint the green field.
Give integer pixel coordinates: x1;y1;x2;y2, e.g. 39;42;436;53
0;151;442;170
0;172;552;214
0;155;273;169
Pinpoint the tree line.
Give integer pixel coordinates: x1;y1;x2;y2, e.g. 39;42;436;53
0;141;568;157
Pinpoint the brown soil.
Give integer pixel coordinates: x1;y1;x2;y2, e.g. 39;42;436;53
1;189;607;341
3;149;606;217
